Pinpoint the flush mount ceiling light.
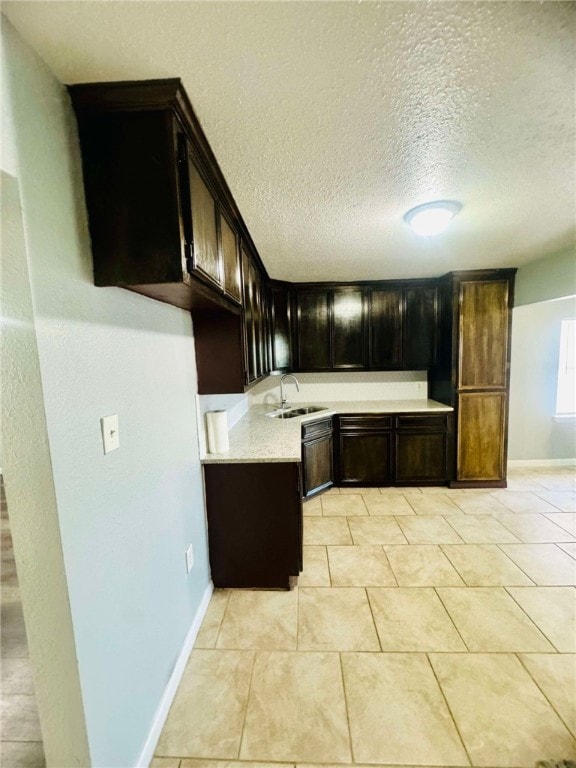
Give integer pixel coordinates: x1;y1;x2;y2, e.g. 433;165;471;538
404;200;462;237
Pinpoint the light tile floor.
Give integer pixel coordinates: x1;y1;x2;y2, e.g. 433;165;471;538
154;467;576;768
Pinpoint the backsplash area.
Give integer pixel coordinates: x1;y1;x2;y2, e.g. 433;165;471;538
196;372;427;454
249;371;428;407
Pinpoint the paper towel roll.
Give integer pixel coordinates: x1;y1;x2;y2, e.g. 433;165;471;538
206;410;229;454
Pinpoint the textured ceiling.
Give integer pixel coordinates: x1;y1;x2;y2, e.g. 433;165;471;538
3;1;575;281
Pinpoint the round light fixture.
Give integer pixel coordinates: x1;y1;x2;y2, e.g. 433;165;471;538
404;200;462;237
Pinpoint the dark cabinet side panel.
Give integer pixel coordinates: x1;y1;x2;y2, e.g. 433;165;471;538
77;111;184;287
369;288;402;369
332;289;366;368
338;432;391;485
297;291;331;370
204;462;302;589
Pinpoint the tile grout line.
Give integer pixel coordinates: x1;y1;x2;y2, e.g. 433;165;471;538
438;543;476;587
391;515;410;545
503;587;563;653
514;651;576;738
236;649;258;760
424;652;474;768
532;490;576;512
344;515;354;546
553;541;576;560
432;586;472;652
440;513;471;544
542;513;576;537
494;510;571;543
337;652;355;764
364;587;383;652
380;544;399;587
296;581;301;650
325;545;334;588
213;590;232;649
492;543;538;586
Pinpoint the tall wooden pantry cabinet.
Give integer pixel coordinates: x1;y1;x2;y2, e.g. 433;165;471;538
430;269;516;487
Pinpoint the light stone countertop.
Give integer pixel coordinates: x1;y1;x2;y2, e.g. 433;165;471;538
201;399;453;464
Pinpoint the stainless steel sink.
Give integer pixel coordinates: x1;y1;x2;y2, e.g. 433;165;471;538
289;406;328;415
267;406;328;419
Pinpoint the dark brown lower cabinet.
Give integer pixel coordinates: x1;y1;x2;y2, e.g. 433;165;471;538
203;462;302;589
302;418;334;498
336;413;452;486
393;414;451;485
337;416;392;486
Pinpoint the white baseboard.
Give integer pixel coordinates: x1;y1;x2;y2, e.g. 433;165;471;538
508;458;576;468
136;580;214;767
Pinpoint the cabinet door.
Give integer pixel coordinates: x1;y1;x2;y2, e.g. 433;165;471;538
188;159;221;288
220;211;241;303
369;288;402;368
254;267;268;378
338;432;391;485
394;432;448;484
458;280;509;389
457;392;506;481
332;288;366;368
271;286;293;372
260;279;272;377
242;248;257;383
403;286;438;369
297;291;331;370
302;434;334;498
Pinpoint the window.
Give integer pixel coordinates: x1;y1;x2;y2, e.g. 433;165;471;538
555;317;576;415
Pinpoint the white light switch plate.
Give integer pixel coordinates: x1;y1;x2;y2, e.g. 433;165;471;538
101;415;120;454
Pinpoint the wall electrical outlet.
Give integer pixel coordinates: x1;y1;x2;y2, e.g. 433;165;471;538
101;415;120;454
185;544;194;574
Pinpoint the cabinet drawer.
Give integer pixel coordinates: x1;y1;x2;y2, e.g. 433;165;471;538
338;415;391;432
395;414;449;430
302;417;333;441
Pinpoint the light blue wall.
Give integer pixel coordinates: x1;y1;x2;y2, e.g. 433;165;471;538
508;249;576;461
509;296;576;460
514;247;575;306
3;20;211;766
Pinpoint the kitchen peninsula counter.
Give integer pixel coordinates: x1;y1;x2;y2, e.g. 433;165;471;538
201;399;453;464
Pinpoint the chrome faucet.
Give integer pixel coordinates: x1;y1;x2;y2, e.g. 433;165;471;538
280;374;300;409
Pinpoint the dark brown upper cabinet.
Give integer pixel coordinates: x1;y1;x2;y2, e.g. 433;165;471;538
458;280;509;389
183;151;221;290
403;284;438;369
242;245;271;385
296;290;332;371
219;210;242;304
292;281;437;373
296;287;366;371
368;288;402;368
242;247;258;384
332;288;366;369
270;283;293;372
68;78;258;314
